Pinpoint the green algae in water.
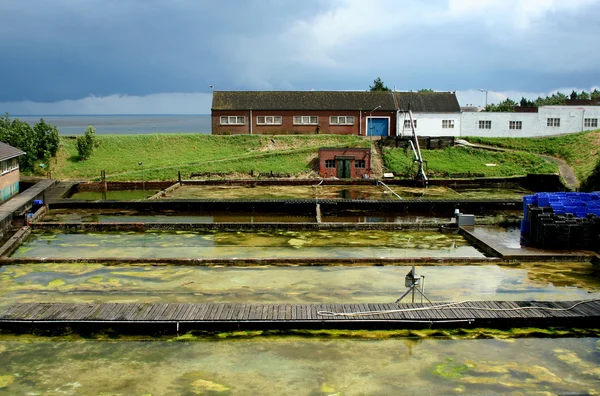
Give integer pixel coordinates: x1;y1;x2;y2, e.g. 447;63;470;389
1;264;600;308
2;336;596;395
11;229;485;259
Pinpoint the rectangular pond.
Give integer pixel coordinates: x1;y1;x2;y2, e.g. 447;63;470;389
68;190;159;200
1;262;598;307
164;184;532;200
11;230;486;259
0;335;598;395
43;209;317;223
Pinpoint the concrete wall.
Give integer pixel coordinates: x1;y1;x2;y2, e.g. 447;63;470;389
398;113;462;137
461;106;600;138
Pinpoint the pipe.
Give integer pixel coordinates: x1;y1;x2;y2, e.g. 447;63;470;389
249;110;253;135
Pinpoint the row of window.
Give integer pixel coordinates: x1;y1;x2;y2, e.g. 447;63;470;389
221;116;600;130
221;116;458;129
220;116;356;126
324;159;365;169
1;158;18;174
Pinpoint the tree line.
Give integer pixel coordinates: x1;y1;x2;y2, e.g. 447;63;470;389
0;113;60;172
486;89;600;112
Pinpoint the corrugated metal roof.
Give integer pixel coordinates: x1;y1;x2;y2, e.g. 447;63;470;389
0;142;25;161
212;91;460;113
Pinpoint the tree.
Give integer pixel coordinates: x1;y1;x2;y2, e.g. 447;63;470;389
486;98;517;112
369;77;391;92
76;126;99;160
0;114;62;172
520;97;534;107
591;89;600;101
579;91;590;100
418;89;434;93
34;119;60;160
570;90;578;100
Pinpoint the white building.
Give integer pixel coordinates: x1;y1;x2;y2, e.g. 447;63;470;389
403;105;600;138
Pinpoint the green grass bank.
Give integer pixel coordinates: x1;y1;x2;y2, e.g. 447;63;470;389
383;146;558;178
465;130;600;182
50;134;370;181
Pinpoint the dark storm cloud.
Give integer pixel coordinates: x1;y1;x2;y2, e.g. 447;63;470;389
0;0;599;112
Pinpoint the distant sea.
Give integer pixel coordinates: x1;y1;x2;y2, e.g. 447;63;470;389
14;114;211;135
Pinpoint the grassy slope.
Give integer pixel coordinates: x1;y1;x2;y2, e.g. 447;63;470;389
466;130;600;181
383;146;558;178
50;134;370;181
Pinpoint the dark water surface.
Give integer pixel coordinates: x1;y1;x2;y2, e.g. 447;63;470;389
15;114;211;135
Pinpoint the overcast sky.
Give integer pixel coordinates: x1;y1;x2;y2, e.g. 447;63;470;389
1;0;599;114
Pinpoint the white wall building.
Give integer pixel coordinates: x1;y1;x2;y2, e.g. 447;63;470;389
406;105;600;138
399;112;462;137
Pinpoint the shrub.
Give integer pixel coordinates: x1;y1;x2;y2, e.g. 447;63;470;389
76;126;99;160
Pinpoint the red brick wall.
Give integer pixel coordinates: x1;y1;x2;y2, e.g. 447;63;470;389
212;110;398;136
318;148;371;178
0;169;19;190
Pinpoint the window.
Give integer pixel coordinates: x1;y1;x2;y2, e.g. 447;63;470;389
325;159;336;168
220;116;245;125
478;120;492;129
509;121;522;130
442;120;454;129
257;116;282;125
355;159;366;168
404;119;417;128
329;116;355;125
1;160;8;174
584;118;598;128
293;116;318;125
547;118;560;127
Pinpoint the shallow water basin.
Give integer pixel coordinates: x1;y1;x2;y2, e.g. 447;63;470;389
68;190;158;200
0;336;598;395
11;230;486;259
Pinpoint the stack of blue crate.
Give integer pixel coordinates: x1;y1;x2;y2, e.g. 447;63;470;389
521;192;600;249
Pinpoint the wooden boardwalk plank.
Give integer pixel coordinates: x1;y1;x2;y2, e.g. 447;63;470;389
1;300;598;330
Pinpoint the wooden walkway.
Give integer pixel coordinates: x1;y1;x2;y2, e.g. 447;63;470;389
1;300;599;333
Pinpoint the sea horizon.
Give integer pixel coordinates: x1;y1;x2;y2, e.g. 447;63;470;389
9;114;212;135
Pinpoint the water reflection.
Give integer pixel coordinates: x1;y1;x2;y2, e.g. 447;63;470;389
1;264;598;307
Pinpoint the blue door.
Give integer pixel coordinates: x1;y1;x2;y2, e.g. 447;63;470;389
367;118;389;136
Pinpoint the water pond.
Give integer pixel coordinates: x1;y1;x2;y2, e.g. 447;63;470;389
11;230;485;259
68;190;158;200
42;209;521;225
1;262;598;307
43;209;316;223
165;184;532;200
0;336;598;394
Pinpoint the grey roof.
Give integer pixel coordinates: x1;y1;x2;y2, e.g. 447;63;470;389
394;92;461;113
212;91;461;113
212;91;396;111
0;142;25;161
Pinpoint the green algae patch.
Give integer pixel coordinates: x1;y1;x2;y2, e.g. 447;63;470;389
432;358;468;379
48;279;66;288
0;375;14;388
191;379;231;393
165;328;600;342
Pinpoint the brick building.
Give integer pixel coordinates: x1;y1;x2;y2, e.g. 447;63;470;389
0;142;25;202
318;148;371;178
211;91;460;137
